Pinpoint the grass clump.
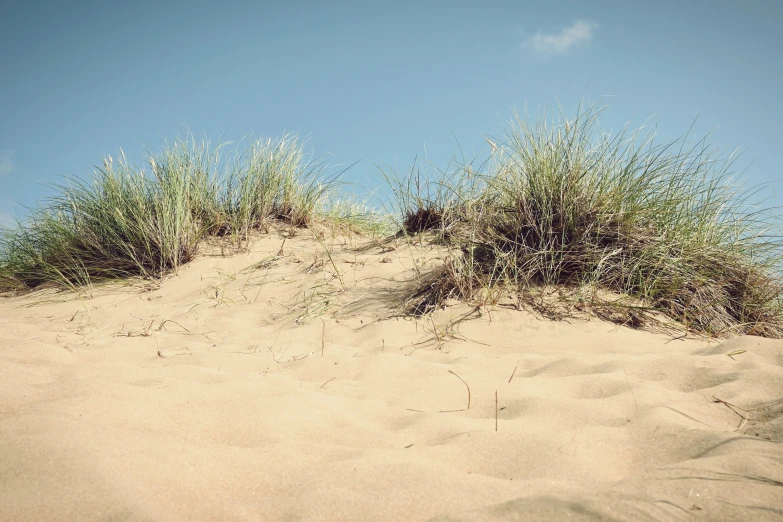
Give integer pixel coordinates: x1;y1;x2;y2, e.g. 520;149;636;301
380;157;483;238
397;102;783;338
0;149;203;291
0;132;366;293
211;134;331;236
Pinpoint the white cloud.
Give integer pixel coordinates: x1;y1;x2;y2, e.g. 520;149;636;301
0;150;13;177
524;20;597;55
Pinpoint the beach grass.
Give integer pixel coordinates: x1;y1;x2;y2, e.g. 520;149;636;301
2;102;782;338
0;132;378;293
388;102;783;338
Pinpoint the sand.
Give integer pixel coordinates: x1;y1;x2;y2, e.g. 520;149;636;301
1;230;782;521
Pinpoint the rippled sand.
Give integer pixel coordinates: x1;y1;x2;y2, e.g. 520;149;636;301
2;232;781;521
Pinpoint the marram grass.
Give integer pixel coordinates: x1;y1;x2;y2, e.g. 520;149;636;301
0;132;379;293
2;103;783;339
388;103;783;338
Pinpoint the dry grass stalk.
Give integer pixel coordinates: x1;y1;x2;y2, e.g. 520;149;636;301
448;369;471;410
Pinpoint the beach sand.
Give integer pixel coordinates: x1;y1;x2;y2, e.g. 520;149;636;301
2;231;782;521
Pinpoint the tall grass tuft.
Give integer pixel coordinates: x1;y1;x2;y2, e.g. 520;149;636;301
398;102;783;338
216;134;331;236
0;149;203;291
0;132;352;293
379;156;484;238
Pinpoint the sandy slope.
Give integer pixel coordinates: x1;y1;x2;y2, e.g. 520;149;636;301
1;231;782;521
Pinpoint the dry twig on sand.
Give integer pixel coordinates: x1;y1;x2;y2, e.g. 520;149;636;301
448;369;471;410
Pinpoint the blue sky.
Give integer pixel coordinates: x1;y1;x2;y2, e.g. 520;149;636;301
1;0;782;225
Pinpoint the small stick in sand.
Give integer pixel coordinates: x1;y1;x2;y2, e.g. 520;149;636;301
495;390;498;432
320;377;335;389
431;317;441;343
448;370;470;410
727;349;747;360
321;319;326;356
712;396;754;430
157;319;189;332
508;366;517;383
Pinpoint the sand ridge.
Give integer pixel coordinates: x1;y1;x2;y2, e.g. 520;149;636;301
1;231;782;521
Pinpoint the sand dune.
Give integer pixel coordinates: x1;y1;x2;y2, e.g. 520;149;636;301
1;232;782;521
